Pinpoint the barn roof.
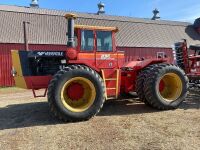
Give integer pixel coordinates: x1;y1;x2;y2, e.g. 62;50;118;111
0;4;200;48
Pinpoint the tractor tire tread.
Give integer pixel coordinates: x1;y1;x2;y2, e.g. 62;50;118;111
135;64;158;105
143;63;188;110
47;65;105;122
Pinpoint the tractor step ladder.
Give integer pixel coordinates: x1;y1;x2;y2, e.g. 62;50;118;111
101;69;120;100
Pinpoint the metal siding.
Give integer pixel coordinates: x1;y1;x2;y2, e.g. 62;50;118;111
0;43;67;87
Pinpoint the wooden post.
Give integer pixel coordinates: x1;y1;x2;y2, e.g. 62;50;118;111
23;21;30;51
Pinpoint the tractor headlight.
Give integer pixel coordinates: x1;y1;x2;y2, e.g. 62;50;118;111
11;67;17;77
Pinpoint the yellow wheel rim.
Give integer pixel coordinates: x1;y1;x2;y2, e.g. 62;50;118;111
61;77;96;113
157;73;183;101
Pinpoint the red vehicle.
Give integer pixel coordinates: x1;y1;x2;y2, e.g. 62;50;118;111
11;14;188;122
174;39;200;92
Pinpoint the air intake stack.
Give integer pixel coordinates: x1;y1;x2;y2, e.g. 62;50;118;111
65;14;77;48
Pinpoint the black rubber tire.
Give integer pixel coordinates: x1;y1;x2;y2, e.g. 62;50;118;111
47;65;105;122
135;64;157;105
143;64;188;110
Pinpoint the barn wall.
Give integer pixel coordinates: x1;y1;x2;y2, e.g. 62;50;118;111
0;47;13;86
0;44;173;87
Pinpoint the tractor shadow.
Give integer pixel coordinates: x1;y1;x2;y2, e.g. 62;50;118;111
180;93;200;109
0;94;199;130
99;98;158;116
99;93;200;116
0;102;60;130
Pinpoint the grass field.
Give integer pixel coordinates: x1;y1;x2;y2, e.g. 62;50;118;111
0;87;26;94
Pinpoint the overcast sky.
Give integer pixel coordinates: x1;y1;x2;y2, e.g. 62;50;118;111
0;0;199;23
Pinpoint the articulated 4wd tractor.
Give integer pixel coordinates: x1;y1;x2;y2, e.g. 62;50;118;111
11;14;188;122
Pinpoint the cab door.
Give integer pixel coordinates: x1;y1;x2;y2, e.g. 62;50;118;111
77;29;96;67
95;31;117;69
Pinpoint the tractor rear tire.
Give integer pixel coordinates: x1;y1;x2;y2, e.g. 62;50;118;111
143;64;188;110
47;65;105;122
136;64;157;105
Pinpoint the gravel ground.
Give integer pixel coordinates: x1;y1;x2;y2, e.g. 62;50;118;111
0;88;199;150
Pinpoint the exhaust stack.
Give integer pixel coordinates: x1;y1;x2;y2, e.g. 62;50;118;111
65;14;77;48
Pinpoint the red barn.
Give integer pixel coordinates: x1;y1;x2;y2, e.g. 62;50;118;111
0;5;200;86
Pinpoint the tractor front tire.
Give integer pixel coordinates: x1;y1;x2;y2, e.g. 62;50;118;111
143;64;188;110
47;65;105;122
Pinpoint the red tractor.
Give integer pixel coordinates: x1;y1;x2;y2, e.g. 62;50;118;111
174;39;200;93
11;14;188;122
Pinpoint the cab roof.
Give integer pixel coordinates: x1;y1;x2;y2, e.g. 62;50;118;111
75;25;119;32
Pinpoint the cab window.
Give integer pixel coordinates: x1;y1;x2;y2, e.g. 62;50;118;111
81;30;94;51
97;31;113;52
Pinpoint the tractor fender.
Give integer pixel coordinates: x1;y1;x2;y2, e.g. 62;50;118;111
122;58;167;71
68;60;100;72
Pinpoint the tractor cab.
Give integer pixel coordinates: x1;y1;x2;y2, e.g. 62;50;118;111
64;14;124;71
67;25;124;70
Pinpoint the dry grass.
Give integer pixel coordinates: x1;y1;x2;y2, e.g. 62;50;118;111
0;87;26;94
0;88;199;150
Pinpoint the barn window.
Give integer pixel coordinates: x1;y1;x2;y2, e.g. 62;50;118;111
157;52;166;58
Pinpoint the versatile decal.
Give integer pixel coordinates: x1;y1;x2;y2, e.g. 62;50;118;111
37;52;64;56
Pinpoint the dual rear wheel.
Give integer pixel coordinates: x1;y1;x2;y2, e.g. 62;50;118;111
136;64;188;110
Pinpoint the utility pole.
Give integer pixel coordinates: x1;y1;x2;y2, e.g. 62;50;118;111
23;21;30;51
